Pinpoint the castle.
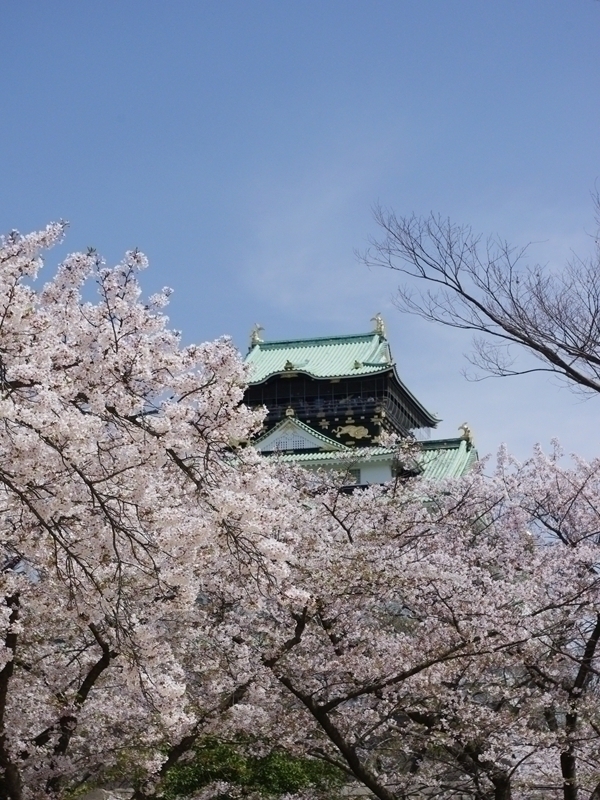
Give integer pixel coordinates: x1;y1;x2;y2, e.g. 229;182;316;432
243;316;477;485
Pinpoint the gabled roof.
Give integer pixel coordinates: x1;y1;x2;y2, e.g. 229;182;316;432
254;417;350;453
266;437;477;481
245;332;393;383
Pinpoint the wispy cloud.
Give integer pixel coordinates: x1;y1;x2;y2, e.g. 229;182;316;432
239;130;407;331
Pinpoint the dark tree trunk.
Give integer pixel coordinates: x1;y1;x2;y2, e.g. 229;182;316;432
492;773;512;800
561;749;578;800
0;595;22;800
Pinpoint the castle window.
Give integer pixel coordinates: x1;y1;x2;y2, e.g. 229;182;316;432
271;435;311;451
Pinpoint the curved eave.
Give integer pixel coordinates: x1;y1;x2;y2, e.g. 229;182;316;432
247;364;391;386
389;364;440;428
266;438;478;479
265;439;479;481
266;446;398;464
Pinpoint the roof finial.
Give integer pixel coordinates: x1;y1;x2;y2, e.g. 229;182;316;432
371;312;385;337
458;422;474;447
250;324;264;347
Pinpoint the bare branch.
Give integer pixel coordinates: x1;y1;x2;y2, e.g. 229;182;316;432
361;204;600;395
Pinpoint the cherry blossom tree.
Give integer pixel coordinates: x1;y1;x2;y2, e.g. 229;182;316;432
3;224;600;800
233;453;600;800
0;225;299;799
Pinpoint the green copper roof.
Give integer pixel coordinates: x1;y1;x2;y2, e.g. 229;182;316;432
266;437;477;481
245;333;393;383
265;446;397;464
417;438;478;480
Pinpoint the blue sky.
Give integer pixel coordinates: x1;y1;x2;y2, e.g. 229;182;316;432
1;1;600;460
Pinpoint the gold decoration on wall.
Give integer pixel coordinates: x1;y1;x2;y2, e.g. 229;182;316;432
333;424;370;440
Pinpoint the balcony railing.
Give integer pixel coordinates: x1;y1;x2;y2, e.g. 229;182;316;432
264;396;381;421
254;392;420;436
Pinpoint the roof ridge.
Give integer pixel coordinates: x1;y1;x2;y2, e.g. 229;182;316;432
251;332;379;348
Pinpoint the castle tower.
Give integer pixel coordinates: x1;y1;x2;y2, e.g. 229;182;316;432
243;318;476;485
